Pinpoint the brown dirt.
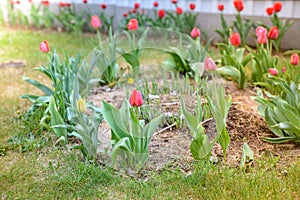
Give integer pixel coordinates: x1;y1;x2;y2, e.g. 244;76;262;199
90;76;300;172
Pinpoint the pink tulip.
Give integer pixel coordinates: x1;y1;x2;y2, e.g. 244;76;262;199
204;57;217;71
268;68;278;76
90;15;101;29
256;26;267;44
190;27;201;39
290;53;299;66
129;90;143;107
40;40;50;53
127;18;139;31
282;67;286;73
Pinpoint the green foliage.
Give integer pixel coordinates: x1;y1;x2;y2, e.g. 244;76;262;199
239;142;254;170
102;100;163;172
56;5;86;32
181;97;217;161
233;12;253;46
254;80;300;145
215;13;231;42
217;42;251;89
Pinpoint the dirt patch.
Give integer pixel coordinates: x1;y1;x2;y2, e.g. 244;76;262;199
90;77;300;172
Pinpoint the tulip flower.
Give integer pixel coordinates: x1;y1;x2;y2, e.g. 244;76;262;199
268;26;279;40
123;13;128;17
190;27;201;39
218;3;224;11
40;40;50;53
134;2;140;9
153;1;159;7
83;0;88;4
100;3;106;9
256;26;267;44
229;32;241;47
176;7;183;15
90;15;101;29
171;0;177;4
127;18;139;31
273;2;282;13
204;57;217;71
290;53;299;66
282;67;286;73
76;98;87;113
129;90;143;107
157;9;165;18
65;3;71;7
266;7;274;16
190;3;196;11
41;0;49;6
59;2;65;7
233;0;244;12
268;68;278;76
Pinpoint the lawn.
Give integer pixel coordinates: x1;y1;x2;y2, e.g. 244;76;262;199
0;28;299;200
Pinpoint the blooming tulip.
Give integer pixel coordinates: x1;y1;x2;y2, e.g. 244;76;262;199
59;2;65;7
83;0;87;4
229;32;241;47
127;18;139;31
290;53;299;66
266;7;274;16
134;2;140;9
204;57;217;71
190;3;196;11
171;0;177;4
40;40;50;53
268;68;278;76
41;0;49;6
176;7;183;15
190;27;200;39
218;3;224;11
256;26;267;44
129;90;143;107
282;67;286;73
268;26;279;40
233;0;244;12
90;15;101;29
273;2;282;13
100;3;106;9
157;9;165;18
153;1;159;7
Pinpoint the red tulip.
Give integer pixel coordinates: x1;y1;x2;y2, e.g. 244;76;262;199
266;7;274;16
290;53;299;66
176;7;183;15
256;26;267;44
129;90;143;107
233;0;244;12
100;3;106;9
123;13;128;17
90;15;101;29
134;2;140;9
157;9;165;18
59;2;65;7
83;0;88;4
229;32;241;47
282;67;286;73
40;40;50;53
127;18;139;31
190;27;201;39
268;68;278;76
171;0;177;4
204;57;217;71
268;26;279;40
190;3;196;11
273;2;282;13
131;9;137;13
153;1;159;7
218;3;224;11
41;0;49;6
65;3;71;7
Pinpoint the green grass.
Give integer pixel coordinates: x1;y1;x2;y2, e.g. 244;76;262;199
0;28;299;200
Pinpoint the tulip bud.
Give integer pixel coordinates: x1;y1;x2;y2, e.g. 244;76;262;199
129;90;143;107
157;9;165;18
40;40;50;53
190;27;201;39
190;3;196;11
268;68;278;76
229;32;241;47
127;18;139;31
266;7;274;16
282;67;286;73
176;7;183;15
273;2;282;13
76;98;87;113
218;3;224;11
204;57;217;71
90;15;101;29
290;53;299;66
233;0;244;12
268;26;279;40
153;1;159;7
